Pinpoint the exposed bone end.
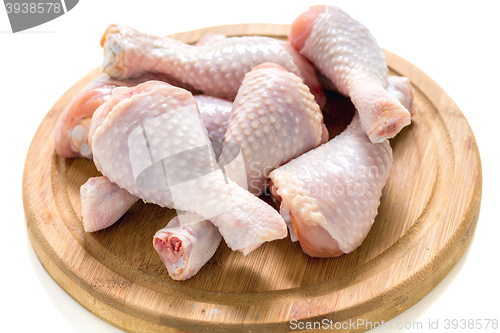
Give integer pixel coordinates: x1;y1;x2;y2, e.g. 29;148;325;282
100;24;130;79
153;232;191;280
154;234;186;263
100;24;120;47
68;116;93;159
368;113;411;144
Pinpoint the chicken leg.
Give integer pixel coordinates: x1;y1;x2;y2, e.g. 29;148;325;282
269;113;392;257
289;5;412;143
220;63;326;196
91;81;287;255
100;24;325;107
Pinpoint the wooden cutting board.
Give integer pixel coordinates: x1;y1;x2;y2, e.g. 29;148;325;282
23;24;482;333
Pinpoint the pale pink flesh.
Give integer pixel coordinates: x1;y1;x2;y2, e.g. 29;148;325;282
194;94;232;159
387;75;417;115
89;91;233;152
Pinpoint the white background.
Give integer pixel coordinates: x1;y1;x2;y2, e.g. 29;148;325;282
1;1;499;332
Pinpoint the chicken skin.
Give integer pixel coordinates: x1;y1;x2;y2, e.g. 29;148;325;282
80;176;139;232
80;94;231;233
56;34;232;160
55;75;124;159
91;81;287;255
55;73;197;159
220;63;326;196
100;24;325;108
269;114;392;257
194;95;232;159
289;5;412;143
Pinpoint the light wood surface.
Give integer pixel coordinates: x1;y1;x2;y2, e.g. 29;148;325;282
23;24;481;333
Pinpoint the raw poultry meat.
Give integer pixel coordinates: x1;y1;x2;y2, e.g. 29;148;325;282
55;73;196;159
89;92;232;155
153;212;222;281
80;176;139;232
220;63;327;196
81;177;224;279
269;114;392;257
289;5;412;143
80;94;231;232
100;24;326;107
91;80;287;255
55;75;124;159
56;35;227;160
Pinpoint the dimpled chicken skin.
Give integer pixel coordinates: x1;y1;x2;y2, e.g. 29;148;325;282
289;5;412;143
56;34;234;160
100;24;325;108
55;73;196;159
220;63;326;196
91;81;286;255
269;114;392;257
78;94;231;234
80;176;139;232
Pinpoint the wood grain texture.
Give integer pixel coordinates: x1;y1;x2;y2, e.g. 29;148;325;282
23;24;481;333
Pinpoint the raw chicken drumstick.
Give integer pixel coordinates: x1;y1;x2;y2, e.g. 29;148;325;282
83;63;324;232
81;178;223;280
81;177;223;280
269;113;393;257
220;63;327;196
88;92;232;155
91;81;287;255
289;5;412;143
56;34;231;160
55;73;196;159
153;212;222;281
80;94;231;233
100;24;326;108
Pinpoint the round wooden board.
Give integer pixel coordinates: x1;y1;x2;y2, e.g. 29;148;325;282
23;24;481;333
